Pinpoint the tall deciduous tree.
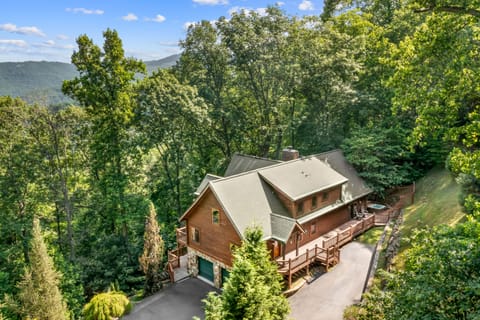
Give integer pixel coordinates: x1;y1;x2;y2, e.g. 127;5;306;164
136;69;207;222
177;20;242;165
139;202;164;296
217;6;300;157
17;218;69;320
62;28;146;234
204;226;290;320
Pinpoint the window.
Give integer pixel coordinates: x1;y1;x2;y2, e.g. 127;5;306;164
310;223;316;234
212;209;219;224
191;227;200;242
311;196;317;209
322;192;328;201
297;202;304;214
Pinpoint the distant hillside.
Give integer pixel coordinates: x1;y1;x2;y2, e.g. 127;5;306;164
0;54;180;105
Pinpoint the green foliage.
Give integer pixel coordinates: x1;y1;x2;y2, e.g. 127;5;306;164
342;125;417;195
17;219;69;320
204;227;290;320
139;202;165;296
385;221;480;319
82;291;132;320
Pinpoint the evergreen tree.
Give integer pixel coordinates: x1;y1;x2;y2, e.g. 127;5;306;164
17;218;69;320
204;226;290;320
139;202;165;296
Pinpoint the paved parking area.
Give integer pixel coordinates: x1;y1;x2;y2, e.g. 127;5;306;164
289;241;375;320
122;277;216;320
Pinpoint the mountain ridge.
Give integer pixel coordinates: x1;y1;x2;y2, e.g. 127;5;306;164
0;54;180;105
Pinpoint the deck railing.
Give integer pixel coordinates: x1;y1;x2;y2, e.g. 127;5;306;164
176;226;187;248
276;214;376;288
277;244;340;288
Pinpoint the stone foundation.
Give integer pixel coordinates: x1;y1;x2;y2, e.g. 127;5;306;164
187;248;230;288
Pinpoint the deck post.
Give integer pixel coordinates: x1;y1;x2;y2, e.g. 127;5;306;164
306;249;309;274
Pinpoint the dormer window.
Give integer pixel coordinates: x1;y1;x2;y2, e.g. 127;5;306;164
311;196;317;209
212;209;220;224
322;192;328;201
297;202;304;214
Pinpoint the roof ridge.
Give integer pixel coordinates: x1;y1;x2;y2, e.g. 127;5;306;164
231;152;283;163
211;151;342;185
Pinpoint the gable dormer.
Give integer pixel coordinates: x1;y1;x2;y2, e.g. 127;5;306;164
258;156;348;218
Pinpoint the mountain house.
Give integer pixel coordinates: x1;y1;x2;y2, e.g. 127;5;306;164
171;149;385;288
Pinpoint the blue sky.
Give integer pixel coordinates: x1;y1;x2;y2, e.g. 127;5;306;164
0;0;324;63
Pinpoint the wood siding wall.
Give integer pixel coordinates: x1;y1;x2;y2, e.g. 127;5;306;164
284;205;350;253
186;189;242;267
273;185;342;218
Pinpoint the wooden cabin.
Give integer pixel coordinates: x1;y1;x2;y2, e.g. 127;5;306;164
178;149;373;288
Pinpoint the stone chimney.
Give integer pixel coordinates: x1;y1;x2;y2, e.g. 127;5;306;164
281;146;299;161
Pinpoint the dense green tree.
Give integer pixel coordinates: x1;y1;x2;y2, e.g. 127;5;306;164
217;7;300;157
390;8;480;214
342;125;417;195
139;202;165;296
136;69;207;224
62;29;148;296
62;28;146;234
385;220;480;319
17;218;69;320
203;227;290;320
177;20;242;165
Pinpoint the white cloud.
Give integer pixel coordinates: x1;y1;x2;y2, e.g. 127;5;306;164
66;8;104;15
122;13;138;21
0;23;45;37
57;34;69;40
193;0;228;5
299;0;315;11
276;1;285;6
145;14;166;23
184;21;196;30
32;40;75;50
0;39;28;47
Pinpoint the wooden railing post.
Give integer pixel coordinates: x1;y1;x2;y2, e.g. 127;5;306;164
306;249;310;274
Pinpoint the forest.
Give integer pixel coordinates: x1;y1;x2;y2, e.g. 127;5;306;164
0;0;479;318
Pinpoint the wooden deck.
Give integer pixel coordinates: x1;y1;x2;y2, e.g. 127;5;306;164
276;214;376;288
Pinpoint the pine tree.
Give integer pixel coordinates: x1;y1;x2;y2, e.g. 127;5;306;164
204;226;290;320
17;218;69;320
139;202;165;296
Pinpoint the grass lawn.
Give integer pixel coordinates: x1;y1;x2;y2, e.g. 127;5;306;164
401;167;465;237
394;167;466;268
356;226;384;246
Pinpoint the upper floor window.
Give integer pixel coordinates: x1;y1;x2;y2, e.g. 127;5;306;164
311;223;316;234
311;196;317;209
191;227;200;243
212;209;220;224
297;202;304;214
322;192;329;201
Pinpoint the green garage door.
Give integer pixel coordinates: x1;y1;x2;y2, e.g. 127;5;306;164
221;268;230;287
198;257;214;282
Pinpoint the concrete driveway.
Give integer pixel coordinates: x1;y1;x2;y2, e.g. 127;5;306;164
289;241;374;320
122;277;216;320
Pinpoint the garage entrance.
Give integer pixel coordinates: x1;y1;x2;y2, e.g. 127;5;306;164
198;257;214;282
